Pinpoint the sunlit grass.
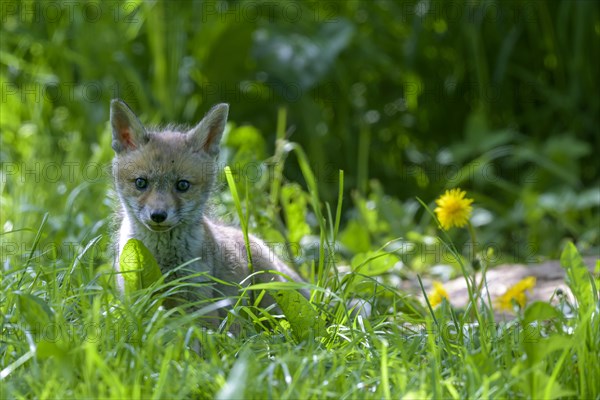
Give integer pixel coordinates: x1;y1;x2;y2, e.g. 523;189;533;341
2;0;599;396
1;132;598;398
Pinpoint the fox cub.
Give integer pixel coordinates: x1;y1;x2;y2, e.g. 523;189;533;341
110;99;302;313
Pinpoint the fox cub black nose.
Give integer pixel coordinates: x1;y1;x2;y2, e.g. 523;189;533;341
150;211;168;223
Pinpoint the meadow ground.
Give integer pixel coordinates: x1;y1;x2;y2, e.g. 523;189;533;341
1;145;598;398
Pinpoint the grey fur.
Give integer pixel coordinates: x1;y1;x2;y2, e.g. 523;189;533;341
110;100;303;324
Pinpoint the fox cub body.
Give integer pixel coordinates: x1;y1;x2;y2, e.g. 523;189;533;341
110;99;301;311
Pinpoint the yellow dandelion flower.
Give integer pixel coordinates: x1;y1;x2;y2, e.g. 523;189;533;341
429;281;449;307
496;276;536;311
434;188;474;230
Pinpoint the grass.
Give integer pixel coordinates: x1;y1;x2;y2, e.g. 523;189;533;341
1;124;598;399
2;2;598;396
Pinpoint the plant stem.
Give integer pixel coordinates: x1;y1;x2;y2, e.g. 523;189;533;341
467;221;478;291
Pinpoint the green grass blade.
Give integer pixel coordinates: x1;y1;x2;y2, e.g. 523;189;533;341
225;166;253;274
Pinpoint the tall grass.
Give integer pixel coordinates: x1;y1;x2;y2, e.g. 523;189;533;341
1;131;598;398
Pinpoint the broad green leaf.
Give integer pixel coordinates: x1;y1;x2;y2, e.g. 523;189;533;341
523;302;561;325
281;183;311;246
36;339;68;359
274;290;326;341
523;335;572;366
224;124;267;163
560;242;593;317
351;251;399;276
119;239;162;293
520;334;577;399
525;368;577;400
35;339;74;381
15;292;53;332
339;219;371;253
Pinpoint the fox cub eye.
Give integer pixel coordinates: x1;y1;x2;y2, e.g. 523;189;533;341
135;178;148;190
176;180;190;192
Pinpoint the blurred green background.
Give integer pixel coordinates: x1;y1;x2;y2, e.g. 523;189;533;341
1;0;599;270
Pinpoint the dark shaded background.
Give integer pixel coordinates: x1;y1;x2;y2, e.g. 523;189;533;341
1;0;599;261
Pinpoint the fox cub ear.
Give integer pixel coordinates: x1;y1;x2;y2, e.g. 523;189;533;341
110;99;149;153
187;103;229;157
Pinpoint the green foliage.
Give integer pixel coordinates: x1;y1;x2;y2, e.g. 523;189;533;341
119;238;163;293
2;145;599;398
1;0;599;398
351;250;399;277
523;301;562;325
274;289;326;342
14;292;53;330
2;0;598;261
561;242;595;317
280;183;311;245
514;244;599;399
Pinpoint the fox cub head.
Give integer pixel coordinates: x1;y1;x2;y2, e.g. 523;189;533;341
110;99;228;232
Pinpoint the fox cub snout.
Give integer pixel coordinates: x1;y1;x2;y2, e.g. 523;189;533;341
110;99;302;314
